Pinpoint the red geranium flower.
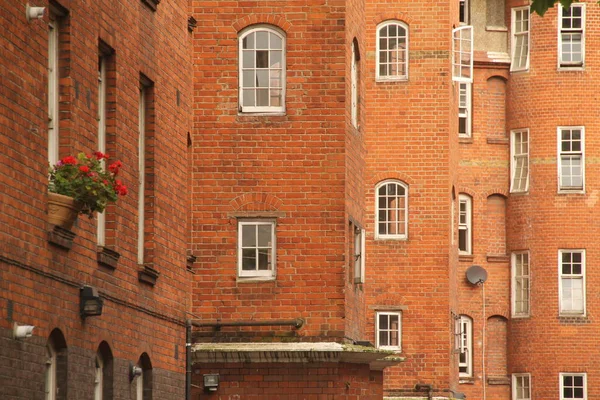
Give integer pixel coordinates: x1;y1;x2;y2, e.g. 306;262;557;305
62;156;77;165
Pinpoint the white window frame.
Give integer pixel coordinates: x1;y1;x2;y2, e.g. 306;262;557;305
354;227;366;284
458;82;471;137
45;343;57;400
458;315;472;377
557;126;585;192
238;25;286;114
558;3;585;69
560;373;587;400
137;85;146;265
376;21;409;81
511;251;530;317
458;194;472;255
376;311;401;351
452;26;473;82
94;353;103;400
559;249;586;316
48;16;60;167
511;7;530;72
459;0;469;25
238;220;276;278
512;373;531;400
97;55;107;246
375;180;408;240
510;129;530;193
351;40;359;128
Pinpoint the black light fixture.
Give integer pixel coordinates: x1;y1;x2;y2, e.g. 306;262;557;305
203;373;219;392
80;285;103;319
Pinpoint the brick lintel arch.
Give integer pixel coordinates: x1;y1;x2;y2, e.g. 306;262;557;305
371;171;413;187
484;73;509;83
233;14;292;33
230;192;283;212
485;190;508;199
372;12;414;26
456;186;476;199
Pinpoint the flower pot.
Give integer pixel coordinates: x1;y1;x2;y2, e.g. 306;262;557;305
48;192;81;230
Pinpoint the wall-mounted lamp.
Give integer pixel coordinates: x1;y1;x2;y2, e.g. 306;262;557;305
13;323;35;339
130;363;143;381
80;285;103;319
26;3;46;22
203;373;219;392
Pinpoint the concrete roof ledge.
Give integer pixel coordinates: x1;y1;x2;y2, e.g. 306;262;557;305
191;342;404;370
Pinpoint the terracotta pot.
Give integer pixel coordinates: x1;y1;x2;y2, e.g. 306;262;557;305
48;192;81;230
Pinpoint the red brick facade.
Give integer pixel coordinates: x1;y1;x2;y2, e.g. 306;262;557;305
4;0;600;398
0;0;191;398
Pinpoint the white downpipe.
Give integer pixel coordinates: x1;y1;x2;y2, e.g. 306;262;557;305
482;282;486;400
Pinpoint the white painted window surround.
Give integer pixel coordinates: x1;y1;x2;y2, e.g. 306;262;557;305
558;3;585;69
376;311;401;350
511;7;530;72
239;25;285;114
238;220;276;278
376;21;409;81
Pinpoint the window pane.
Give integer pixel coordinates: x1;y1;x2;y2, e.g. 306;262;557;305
242;225;256;246
256;51;268;68
379;314;388;329
258;248;270;270
243;89;255;106
242;249;256;270
257;224;271;246
270;51;282;68
270;90;282;107
243;51;255;68
256;31;268;48
459;230;467;251
257;89;269;106
256;70;269;87
270;33;282;49
243;71;255;87
242;33;255;49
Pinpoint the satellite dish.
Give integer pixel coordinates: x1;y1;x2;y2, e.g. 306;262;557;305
466;265;488;285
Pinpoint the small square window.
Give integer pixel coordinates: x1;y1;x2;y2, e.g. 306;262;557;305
560;373;586;400
376;312;401;350
512;373;531;400
238;220;276;278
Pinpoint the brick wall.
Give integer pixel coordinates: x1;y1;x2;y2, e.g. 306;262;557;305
190;0;352;340
362;0;455;392
506;0;600;398
0;0;191;397
191;362;382;399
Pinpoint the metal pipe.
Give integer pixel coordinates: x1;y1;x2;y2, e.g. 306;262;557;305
190;318;304;329
185;319;192;400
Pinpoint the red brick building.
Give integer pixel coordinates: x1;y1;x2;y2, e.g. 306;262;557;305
0;0;192;398
189;0;600;398
4;0;600;398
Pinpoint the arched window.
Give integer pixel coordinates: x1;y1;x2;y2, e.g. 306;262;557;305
458;193;472;254
375;180;408;239
46;329;67;400
351;38;360;128
239;25;285;113
136;353;152;400
95;342;113;400
457;315;472;377
376;21;409;81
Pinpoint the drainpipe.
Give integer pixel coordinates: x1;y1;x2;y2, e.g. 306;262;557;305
186;319;192;400
190;318;304;330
